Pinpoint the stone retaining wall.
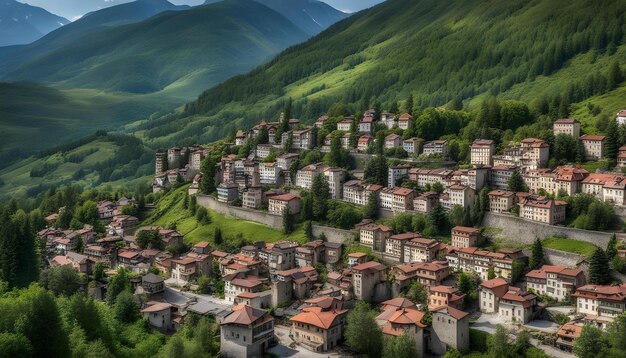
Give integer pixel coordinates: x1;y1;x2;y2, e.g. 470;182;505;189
311;225;354;244
196;195;283;229
482;212;615;249
521;248;584;267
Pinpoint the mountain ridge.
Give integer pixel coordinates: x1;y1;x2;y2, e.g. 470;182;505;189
0;0;69;46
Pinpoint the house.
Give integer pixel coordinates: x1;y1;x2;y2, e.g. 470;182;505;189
323;242;342;267
618;146;626;167
479;278;536;323
488;190;516;213
451;226;481;248
268;194;301;215
391;187;415;212
390;261;450;291
337;118;352;131
235;131;247;146
490;166;518;190
428;286;466;310
357;135;374;152
398;113;413;130
375;298;426;356
444;185;476;209
388;165;410;188
554;118;580;138
315;115;329;128
276;153;299;170
50;252;93;274
429;306;470;355
224;272;267;303
255;144;272;159
422;140;448;156
324;167;345;200
556;322;583;352
573;284;626;325
413;191;439;213
403;137;422;156
271;266;318;306
220;304;274;358
381;112;396;129
385;134;402;149
352;261;387;303
289;305;348;352
141;302;172;332
170;257;197;283
347;252;368;267
402;237;441;263
470;139;495;166
142;273;165;294
523;166;588;197
359;224;393;252
342;180;382;206
525;265;585;301
295;240;325;267
580;134;605;161
518;196;567;225
268;241;299;272
616;110;626;126
359;116;374;133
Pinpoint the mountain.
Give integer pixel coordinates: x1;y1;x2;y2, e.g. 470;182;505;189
0;0;311;97
319;0;383;13
165;0;626;145
16;0;134;21
254;0;347;36
0;0;69;46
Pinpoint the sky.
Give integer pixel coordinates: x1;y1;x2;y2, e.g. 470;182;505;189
21;0;385;20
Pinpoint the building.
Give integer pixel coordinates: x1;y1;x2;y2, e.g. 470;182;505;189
402;137;422;156
488;190;516;213
292;127;315;150
220;304;274;358
217;182;239;203
445;185;476;209
375;298;426;356
618;146;626;167
447;247;524;282
616;110;626;126
413;191;439;213
324;167;345;200
451;226;481;248
556;322;583;352
390;261;450;290
276;153;299;170
259;162;279;185
523;166;588;197
142;273;165;294
518;196;567;225
242;188;263;209
381;112;396;129
357;135;374;152
296;163;326;190
141;302;172;332
525;265;585;301
398;113;413;130
388;165;410;188
479;278;536;323
268;194;301;215
422;140;448;156
359;116;374;133
235;131;247;145
493;138;550;171
255;144;272;159
385;134;402;149
289;305;348;352
402;237;441;263
573;284;626;325
490;166;517;190
170;257;197;283
359;224;393;252
224;273;267;303
580;134;605;161
428;286;466;310
554;118;580;138
470;139;495;166
429;306;470;355
337;118;352;131
352;261;387;303
391;187;415;212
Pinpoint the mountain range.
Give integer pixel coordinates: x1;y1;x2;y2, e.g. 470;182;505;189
0;0;69;46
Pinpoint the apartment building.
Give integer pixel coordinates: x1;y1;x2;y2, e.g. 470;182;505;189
493;138;549;171
446;247;524;281
488;190;516;213
553;118;580;138
385;134;402;149
429;286;466;310
357;135;374;152
423;140;448;156
290;302;347;352
391;187;415;212
451;226;481;248
445;185;476;209
255;144;272;159
381;112;396;129
398;113;413;130
409;168;454;188
523;166;588;196
518;196;567;225
276;153;299;170
352;261;387;302
402;237;441;263
342;180;382;206
220;304;274;358
223;272;267;303
413;191;439;213
573;284;626;325
359;116;374;133
259;162;280;185
580;135;605;161
268;194;301;215
489;165;517;190
388;165;411;188
324;167;345;199
292;127;315;150
479;278;537;323
525;265;585;302
359;224;393;252
384;233;417;262
296;163;327;190
390;261;450;290
337;118;352;131
402;137;422;155
470;139;495;166
242;188;263;209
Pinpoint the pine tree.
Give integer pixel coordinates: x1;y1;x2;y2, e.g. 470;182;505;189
199;157;217;194
404;94;414;115
345;302;383;358
311;173;330;220
364;191;379;219
507;171;525;192
608;61;623;89
304;220;313;239
606;233;618;260
529;238;545;269
589;247;611;284
383;331;418;358
214;227;223;245
605;119;619;161
282;207;295;234
487;266;496;280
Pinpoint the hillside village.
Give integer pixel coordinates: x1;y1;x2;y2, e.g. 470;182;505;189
35;106;626;357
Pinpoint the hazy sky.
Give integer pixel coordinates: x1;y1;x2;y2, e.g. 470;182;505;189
21;0;385;20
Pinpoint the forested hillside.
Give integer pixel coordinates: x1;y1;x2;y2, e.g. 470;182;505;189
140;0;626;148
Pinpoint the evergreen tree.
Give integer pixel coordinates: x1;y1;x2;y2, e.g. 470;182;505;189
529;238;545;269
300;193;313;221
589;247;611;284
488;325;510;358
457;272;472;294
105;268;130;305
190;196;197;214
304;220;313;240
575;140;585;163
605;119;619;161
507;171;526;192
364;191;379;219
487;266;496;280
199;157;217;194
0;209;39;288
114;291;139;323
608;61;623;89
606;233;618;260
404;94;414;115
311;173;330;220
40;265;80;296
345;302;383;358
383;331;418;358
427;204;447;236
282;207;295;234
214;227;223;245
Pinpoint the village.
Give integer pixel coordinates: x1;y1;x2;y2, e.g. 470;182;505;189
39;108;626;358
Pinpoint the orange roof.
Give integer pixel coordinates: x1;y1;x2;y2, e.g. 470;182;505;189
289;306;347;329
480;277;509;297
222;304;272;326
270;193;299;202
387;308;426;328
431;305;470;320
352;261;386;272
573;284;626;302
381;297;415;310
141;302;172;313
557;322;583;339
580;134;605;141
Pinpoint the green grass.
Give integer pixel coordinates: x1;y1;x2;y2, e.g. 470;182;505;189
143;185;308;247
542;236;598;257
581;159;610;174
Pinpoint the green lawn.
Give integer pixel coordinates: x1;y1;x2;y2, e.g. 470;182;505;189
542;236;598;257
143;186;308;247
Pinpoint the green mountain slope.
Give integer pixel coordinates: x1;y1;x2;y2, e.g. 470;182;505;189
150;0;624;145
254;0;347;36
0;0;309;96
